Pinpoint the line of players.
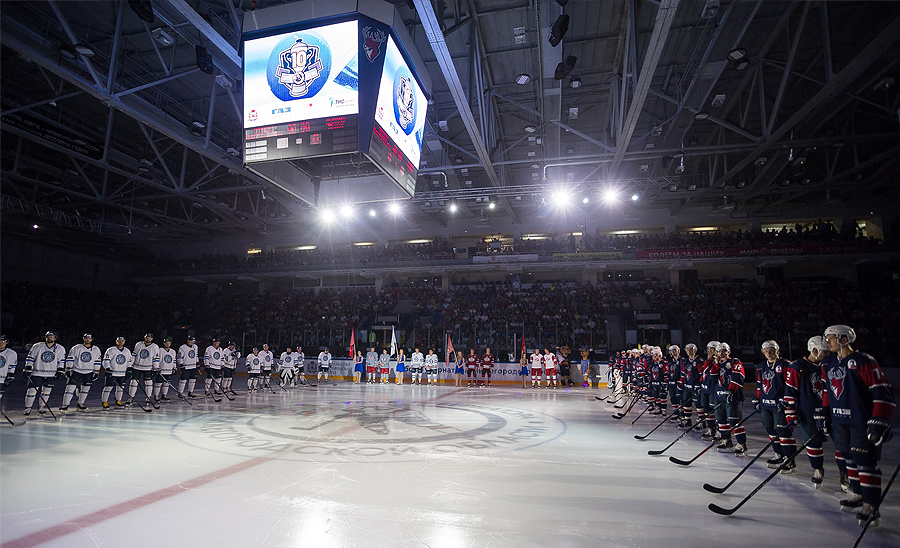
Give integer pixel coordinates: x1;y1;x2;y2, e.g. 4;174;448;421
608;323;895;527
0;332;337;414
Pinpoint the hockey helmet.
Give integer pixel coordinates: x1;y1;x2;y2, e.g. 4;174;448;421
651;347;663;357
684;343;698;352
807;336;828;353
706;341;720;350
761;340;780;352
716;342;731;354
668;345;680;355
83;333;93;339
45;330;58;338
144;333;154;339
824;324;856;344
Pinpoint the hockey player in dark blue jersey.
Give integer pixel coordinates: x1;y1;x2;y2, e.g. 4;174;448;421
648;348;665;414
714;342;747;455
819;324;895;526
667;345;684;423
784;336;829;488
698;341;720;439
755;340;796;473
679;343;701;429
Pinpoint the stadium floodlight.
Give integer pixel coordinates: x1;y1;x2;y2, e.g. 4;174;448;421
582;196;590;204
341;204;354;219
369;209;377;217
488;202;496;209
552;190;570;206
389;202;402;215
320;209;334;224
548;14;569;47
603;189;619;203
449;203;458;213
631;193;640;201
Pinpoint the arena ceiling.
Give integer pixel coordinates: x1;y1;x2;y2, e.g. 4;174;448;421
2;0;899;250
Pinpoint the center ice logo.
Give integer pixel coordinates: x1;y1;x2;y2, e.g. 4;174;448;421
393;67;416;135
268;33;331;101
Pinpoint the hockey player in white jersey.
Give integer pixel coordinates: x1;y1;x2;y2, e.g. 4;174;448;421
0;335;17;408
204;339;225;396
410;347;425;385
530;348;544;388
23;331;66;416
130;333;159;405
365;347;378;384
101;337;132;409
61;333;102;412
154;337;177;402
425;349;439;386
260;343;275;389
296;346;306;385
177;335;200;398
222;342;239;394
246;347;262;392
279;346;301;388
318;347;333;383
379;349;391;384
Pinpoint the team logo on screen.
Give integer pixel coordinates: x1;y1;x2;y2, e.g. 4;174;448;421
393;67;416;135
362;26;386;62
268;33;331;100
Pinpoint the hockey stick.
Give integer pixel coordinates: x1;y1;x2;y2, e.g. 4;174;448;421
612;395;640;419
0;393;26;426
110;377;152;413
634;409;680;440
853;458;900;548
708;431;822;516
164;374;192;405
25;376;59;420
669;408;759;466
650;402;727;455
133;372;161;409
630;402;653;425
703;418;795;493
207;372;236;400
196;369;223;401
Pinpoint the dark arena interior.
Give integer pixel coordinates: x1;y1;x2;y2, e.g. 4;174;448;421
1;1;899;546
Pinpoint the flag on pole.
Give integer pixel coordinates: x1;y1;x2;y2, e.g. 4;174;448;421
446;334;455;368
349;329;355;358
390;326;397;357
521;333;526;359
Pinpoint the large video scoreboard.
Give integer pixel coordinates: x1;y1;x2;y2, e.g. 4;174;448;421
242;12;428;199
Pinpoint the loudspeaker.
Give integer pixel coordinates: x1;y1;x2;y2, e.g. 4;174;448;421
196;45;214;74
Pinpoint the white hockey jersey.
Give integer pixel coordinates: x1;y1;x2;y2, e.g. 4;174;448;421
159;347;177;374
260;350;274;370
530;352;544;370
26;342;66;377
0;348;18;383
205;345;225;369
279;351;301;371
425;354;438;369
246;352;263;374
411;352;425;368
133;341;160;371
318;351;332;367
103;346;133;376
223;348;239;369
66;344;102;374
177;344;200;368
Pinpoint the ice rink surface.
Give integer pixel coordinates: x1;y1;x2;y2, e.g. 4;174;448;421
1;380;898;548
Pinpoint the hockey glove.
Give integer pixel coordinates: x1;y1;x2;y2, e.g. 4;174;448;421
55;368;66;380
726;392;736;404
813;407;831;435
126;367;134;375
784;408;797;425
23;366;32;380
4;374;14;385
751;398;760;411
91;372;100;384
867;418;893;446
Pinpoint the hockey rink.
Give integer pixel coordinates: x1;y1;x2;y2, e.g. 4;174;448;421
1;382;898;548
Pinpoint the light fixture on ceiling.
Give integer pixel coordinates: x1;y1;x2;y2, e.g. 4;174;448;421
151;27;174;47
438;120;449;132
554;55;577;81
734;59;751;71
227;147;240;156
524;125;537;134
488;202;496;209
449;203;458;213
515;73;532;85
192;120;206;129
59;46;77;60
694;111;710;120
74;44;95;57
548;14;569;47
726;48;747;61
569;77;581;88
138;166;150;172
631;193;640;201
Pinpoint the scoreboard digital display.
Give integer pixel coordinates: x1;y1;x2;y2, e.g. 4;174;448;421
243;19;359;162
368;35;427;192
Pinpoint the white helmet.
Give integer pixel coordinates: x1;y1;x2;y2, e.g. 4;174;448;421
685;343;698;352
668;345;680;355
761;340;780;352
651;347;663;357
807;336;828;353
707;341;720;350
716;342;731;354
824;325;856;344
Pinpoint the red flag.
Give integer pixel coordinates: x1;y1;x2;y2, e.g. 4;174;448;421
446;334;455;368
521;333;526;359
349;330;355;358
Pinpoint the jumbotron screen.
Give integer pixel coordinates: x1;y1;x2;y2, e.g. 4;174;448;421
243;19;359;163
368;35;427;196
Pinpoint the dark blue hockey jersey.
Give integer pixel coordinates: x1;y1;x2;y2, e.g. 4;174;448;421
784;357;824;422
755;358;790;409
821;351;895;426
683;356;702;389
715;358;745;402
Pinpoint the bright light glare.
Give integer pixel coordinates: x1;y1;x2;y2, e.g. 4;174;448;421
449;203;458;212
631;193;640;201
341;204;354;218
603;189;619;203
369;209;376;217
319;209;333;223
582;197;590;204
552;191;570;205
389;203;402;215
488;202;496;209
